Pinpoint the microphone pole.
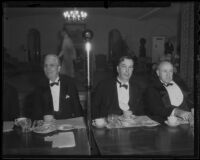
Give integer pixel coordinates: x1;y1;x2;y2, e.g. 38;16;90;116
82;29;93;154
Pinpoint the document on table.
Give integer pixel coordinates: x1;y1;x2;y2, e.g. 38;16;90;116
45;132;76;148
52;132;76;148
3;121;14;132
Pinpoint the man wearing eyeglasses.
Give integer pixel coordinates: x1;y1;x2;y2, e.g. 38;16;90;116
92;55;145;121
25;54;83;121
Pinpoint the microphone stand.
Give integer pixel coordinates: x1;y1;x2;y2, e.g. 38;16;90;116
83;29;93;155
86;42;92;153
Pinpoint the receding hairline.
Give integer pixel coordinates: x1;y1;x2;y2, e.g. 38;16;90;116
117;56;134;66
44;54;61;65
157;61;173;70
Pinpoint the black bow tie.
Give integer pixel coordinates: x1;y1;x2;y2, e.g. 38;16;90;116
50;80;60;87
116;79;128;89
162;83;173;87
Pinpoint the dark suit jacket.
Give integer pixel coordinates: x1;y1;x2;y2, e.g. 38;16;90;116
25;74;83;120
144;72;193;123
92;77;145;119
3;83;20;121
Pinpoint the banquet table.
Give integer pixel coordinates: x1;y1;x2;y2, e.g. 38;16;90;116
92;123;194;155
2;117;91;155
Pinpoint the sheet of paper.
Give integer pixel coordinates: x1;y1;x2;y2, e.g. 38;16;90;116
52;132;76;148
3;121;14;132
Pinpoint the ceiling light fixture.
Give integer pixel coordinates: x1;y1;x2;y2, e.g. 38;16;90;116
63;8;88;23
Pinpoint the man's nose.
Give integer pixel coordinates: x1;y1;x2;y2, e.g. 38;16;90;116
125;68;129;73
167;72;172;77
45;66;51;70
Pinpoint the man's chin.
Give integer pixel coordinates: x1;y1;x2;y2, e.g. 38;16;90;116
47;75;56;80
122;77;130;82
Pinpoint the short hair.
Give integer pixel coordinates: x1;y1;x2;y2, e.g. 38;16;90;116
117;55;134;66
43;54;61;66
156;60;173;70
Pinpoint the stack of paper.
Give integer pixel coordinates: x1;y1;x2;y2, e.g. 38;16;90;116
52;132;76;148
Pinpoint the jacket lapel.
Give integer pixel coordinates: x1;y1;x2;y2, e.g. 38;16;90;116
108;79;121;115
43;83;54;114
129;81;138;109
59;76;69;111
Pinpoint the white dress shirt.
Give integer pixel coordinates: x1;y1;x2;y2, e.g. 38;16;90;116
49;77;60;112
163;80;184;116
116;78;130;111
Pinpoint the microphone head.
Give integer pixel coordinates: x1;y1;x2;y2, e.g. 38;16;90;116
82;29;93;41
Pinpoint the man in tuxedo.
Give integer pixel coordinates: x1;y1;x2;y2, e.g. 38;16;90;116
144;60;193;123
92;55;145;119
26;54;83;120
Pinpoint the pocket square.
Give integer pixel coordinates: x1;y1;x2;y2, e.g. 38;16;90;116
65;95;70;99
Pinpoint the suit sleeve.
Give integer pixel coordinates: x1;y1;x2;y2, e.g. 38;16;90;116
144;87;174;120
23;89;45;121
91;82;105;119
175;75;194;109
69;82;83;117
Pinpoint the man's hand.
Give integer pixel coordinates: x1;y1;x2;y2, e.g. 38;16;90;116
174;108;191;121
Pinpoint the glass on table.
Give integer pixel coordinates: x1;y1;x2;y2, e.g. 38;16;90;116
107;114;122;128
123;110;133;119
14;117;32;132
43;115;55;123
107;114;119;123
92;118;107;128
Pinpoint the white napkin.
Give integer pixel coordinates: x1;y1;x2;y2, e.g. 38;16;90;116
3;121;14;132
52;132;76;148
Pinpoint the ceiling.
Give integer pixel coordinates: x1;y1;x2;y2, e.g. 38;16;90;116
3;3;180;20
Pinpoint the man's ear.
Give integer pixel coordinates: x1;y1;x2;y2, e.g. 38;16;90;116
156;70;159;76
116;66;119;73
58;66;61;72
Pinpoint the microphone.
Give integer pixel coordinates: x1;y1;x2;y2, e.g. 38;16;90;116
82;29;93;41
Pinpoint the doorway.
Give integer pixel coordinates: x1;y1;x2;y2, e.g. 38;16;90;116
152;36;166;63
27;28;41;64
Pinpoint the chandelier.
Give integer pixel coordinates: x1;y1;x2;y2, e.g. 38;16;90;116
63;8;88;23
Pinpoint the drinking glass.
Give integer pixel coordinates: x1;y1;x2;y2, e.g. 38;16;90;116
107;114;117;123
107;114;120;128
15;118;32;132
22;118;32;132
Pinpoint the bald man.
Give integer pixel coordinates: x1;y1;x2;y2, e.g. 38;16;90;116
25;54;83;120
144;60;193;123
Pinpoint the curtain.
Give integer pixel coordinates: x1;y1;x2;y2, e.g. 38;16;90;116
180;2;194;90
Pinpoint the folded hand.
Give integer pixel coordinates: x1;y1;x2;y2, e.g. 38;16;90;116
174;108;191;121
